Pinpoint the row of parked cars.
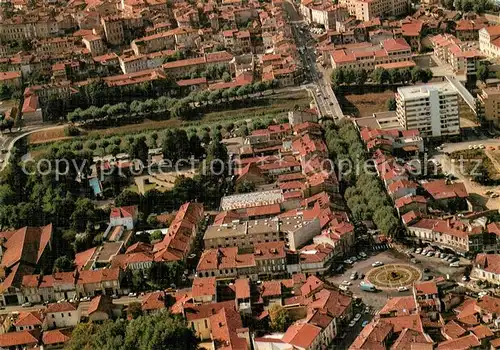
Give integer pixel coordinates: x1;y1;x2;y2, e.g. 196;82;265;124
343;252;368;265
412;247;460;266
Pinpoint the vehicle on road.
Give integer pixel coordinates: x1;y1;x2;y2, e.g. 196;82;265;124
342;281;352;286
111;294;119;299
450;262;460;267
360;282;377;292
128;292;137;297
350;272;358;280
339;285;349;291
462;276;470;281
22;302;32;307
359;252;367;258
398;286;409;292
411;258;420;264
415;248;422;254
349;320;356;327
354;313;362;321
372;261;384;267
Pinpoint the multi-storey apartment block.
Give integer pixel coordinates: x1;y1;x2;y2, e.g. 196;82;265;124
396;83;460;138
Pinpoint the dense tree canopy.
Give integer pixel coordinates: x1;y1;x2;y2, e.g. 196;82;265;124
65;310;197;350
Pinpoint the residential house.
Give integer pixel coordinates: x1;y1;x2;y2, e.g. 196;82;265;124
75;268;122;298
192;277;217;304
88;295;115;322
109;206;138;230
45;302;79;329
14;311;45;332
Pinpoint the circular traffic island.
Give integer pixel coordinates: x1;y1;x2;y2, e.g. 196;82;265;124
366;264;422;290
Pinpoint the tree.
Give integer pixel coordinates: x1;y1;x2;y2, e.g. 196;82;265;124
386;97;396;111
238;125;249;137
189;133;205;159
127;302;143;320
150;230;163;242
115;190;141;207
269;304;291;332
477;63;489;83
344;68;355;85
411;67;423;84
421;69;433;83
222;71;231;82
401;68;412;84
53;256;75;273
235;180;256;193
129;136;149;167
354;68;368;86
389;69;402;84
371;68;389;85
331;68;345;87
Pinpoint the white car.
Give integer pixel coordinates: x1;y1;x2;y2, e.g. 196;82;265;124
339;285;349;291
342;281;352;286
349;320;356;327
398;286;408;292
450;262;460;267
359;252;367;258
479;144;485;149
462;276;470;282
372;261;384;267
128;292;137;297
354;313;362;321
426;252;434;257
415;248;422;254
468;145;474;150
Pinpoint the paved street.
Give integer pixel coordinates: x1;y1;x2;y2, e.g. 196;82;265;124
328;248;466;311
283;1;343;120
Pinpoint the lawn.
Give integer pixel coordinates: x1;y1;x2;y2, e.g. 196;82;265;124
450;149;500;182
28;127;72;144
337;90;394;117
85;90;311;138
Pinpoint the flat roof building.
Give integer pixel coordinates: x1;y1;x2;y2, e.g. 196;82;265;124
396;83;460;138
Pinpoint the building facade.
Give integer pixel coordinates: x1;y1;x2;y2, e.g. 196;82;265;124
396;83;460;138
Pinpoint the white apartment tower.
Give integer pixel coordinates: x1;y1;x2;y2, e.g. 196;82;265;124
395;83;460;138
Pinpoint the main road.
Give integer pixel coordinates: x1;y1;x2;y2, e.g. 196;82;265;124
283;0;344;120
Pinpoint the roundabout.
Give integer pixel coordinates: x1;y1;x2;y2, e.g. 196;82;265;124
365;264;422;290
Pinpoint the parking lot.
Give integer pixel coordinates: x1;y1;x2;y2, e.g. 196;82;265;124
328;247;468;310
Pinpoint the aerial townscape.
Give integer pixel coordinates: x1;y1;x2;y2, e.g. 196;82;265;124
0;0;500;349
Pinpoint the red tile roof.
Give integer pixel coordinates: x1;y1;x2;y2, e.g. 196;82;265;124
74;247;97;270
234;278;250;299
475;253;500;275
182;300;236;321
282;322;321;349
443;320;466;339
379;296;417;317
1;224;53;269
422;179;467;200
414;281;438;295
192;277;216;298
469;324;493;339
391;328;433;350
46;302;77;313
88;295;112;315
437;334;480;350
209;307;247;350
22;94;40;113
42;329;71;345
14;311;43;327
349;318;392;350
110;205;137;218
141;291;166;311
0;330;39;347
76;268;120;285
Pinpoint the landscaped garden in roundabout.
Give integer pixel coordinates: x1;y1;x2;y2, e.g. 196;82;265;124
366;264;422;290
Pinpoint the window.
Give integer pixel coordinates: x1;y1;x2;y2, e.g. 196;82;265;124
68;313;71;317
204;319;208;329
61;313;64;318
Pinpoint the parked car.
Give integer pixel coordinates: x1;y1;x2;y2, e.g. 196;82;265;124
22;302;32;307
339;285;349;291
398;286;408;292
415;248;422;254
372;261;384;267
128;292;137;297
362;320;369;327
349;320;356;327
423;268;430;273
359;252;367;258
450;262;460;267
342;281;352;286
350;272;358;280
354;313;362;321
462;276;470;282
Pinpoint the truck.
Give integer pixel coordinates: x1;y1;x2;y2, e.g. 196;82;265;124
359;282;377;292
